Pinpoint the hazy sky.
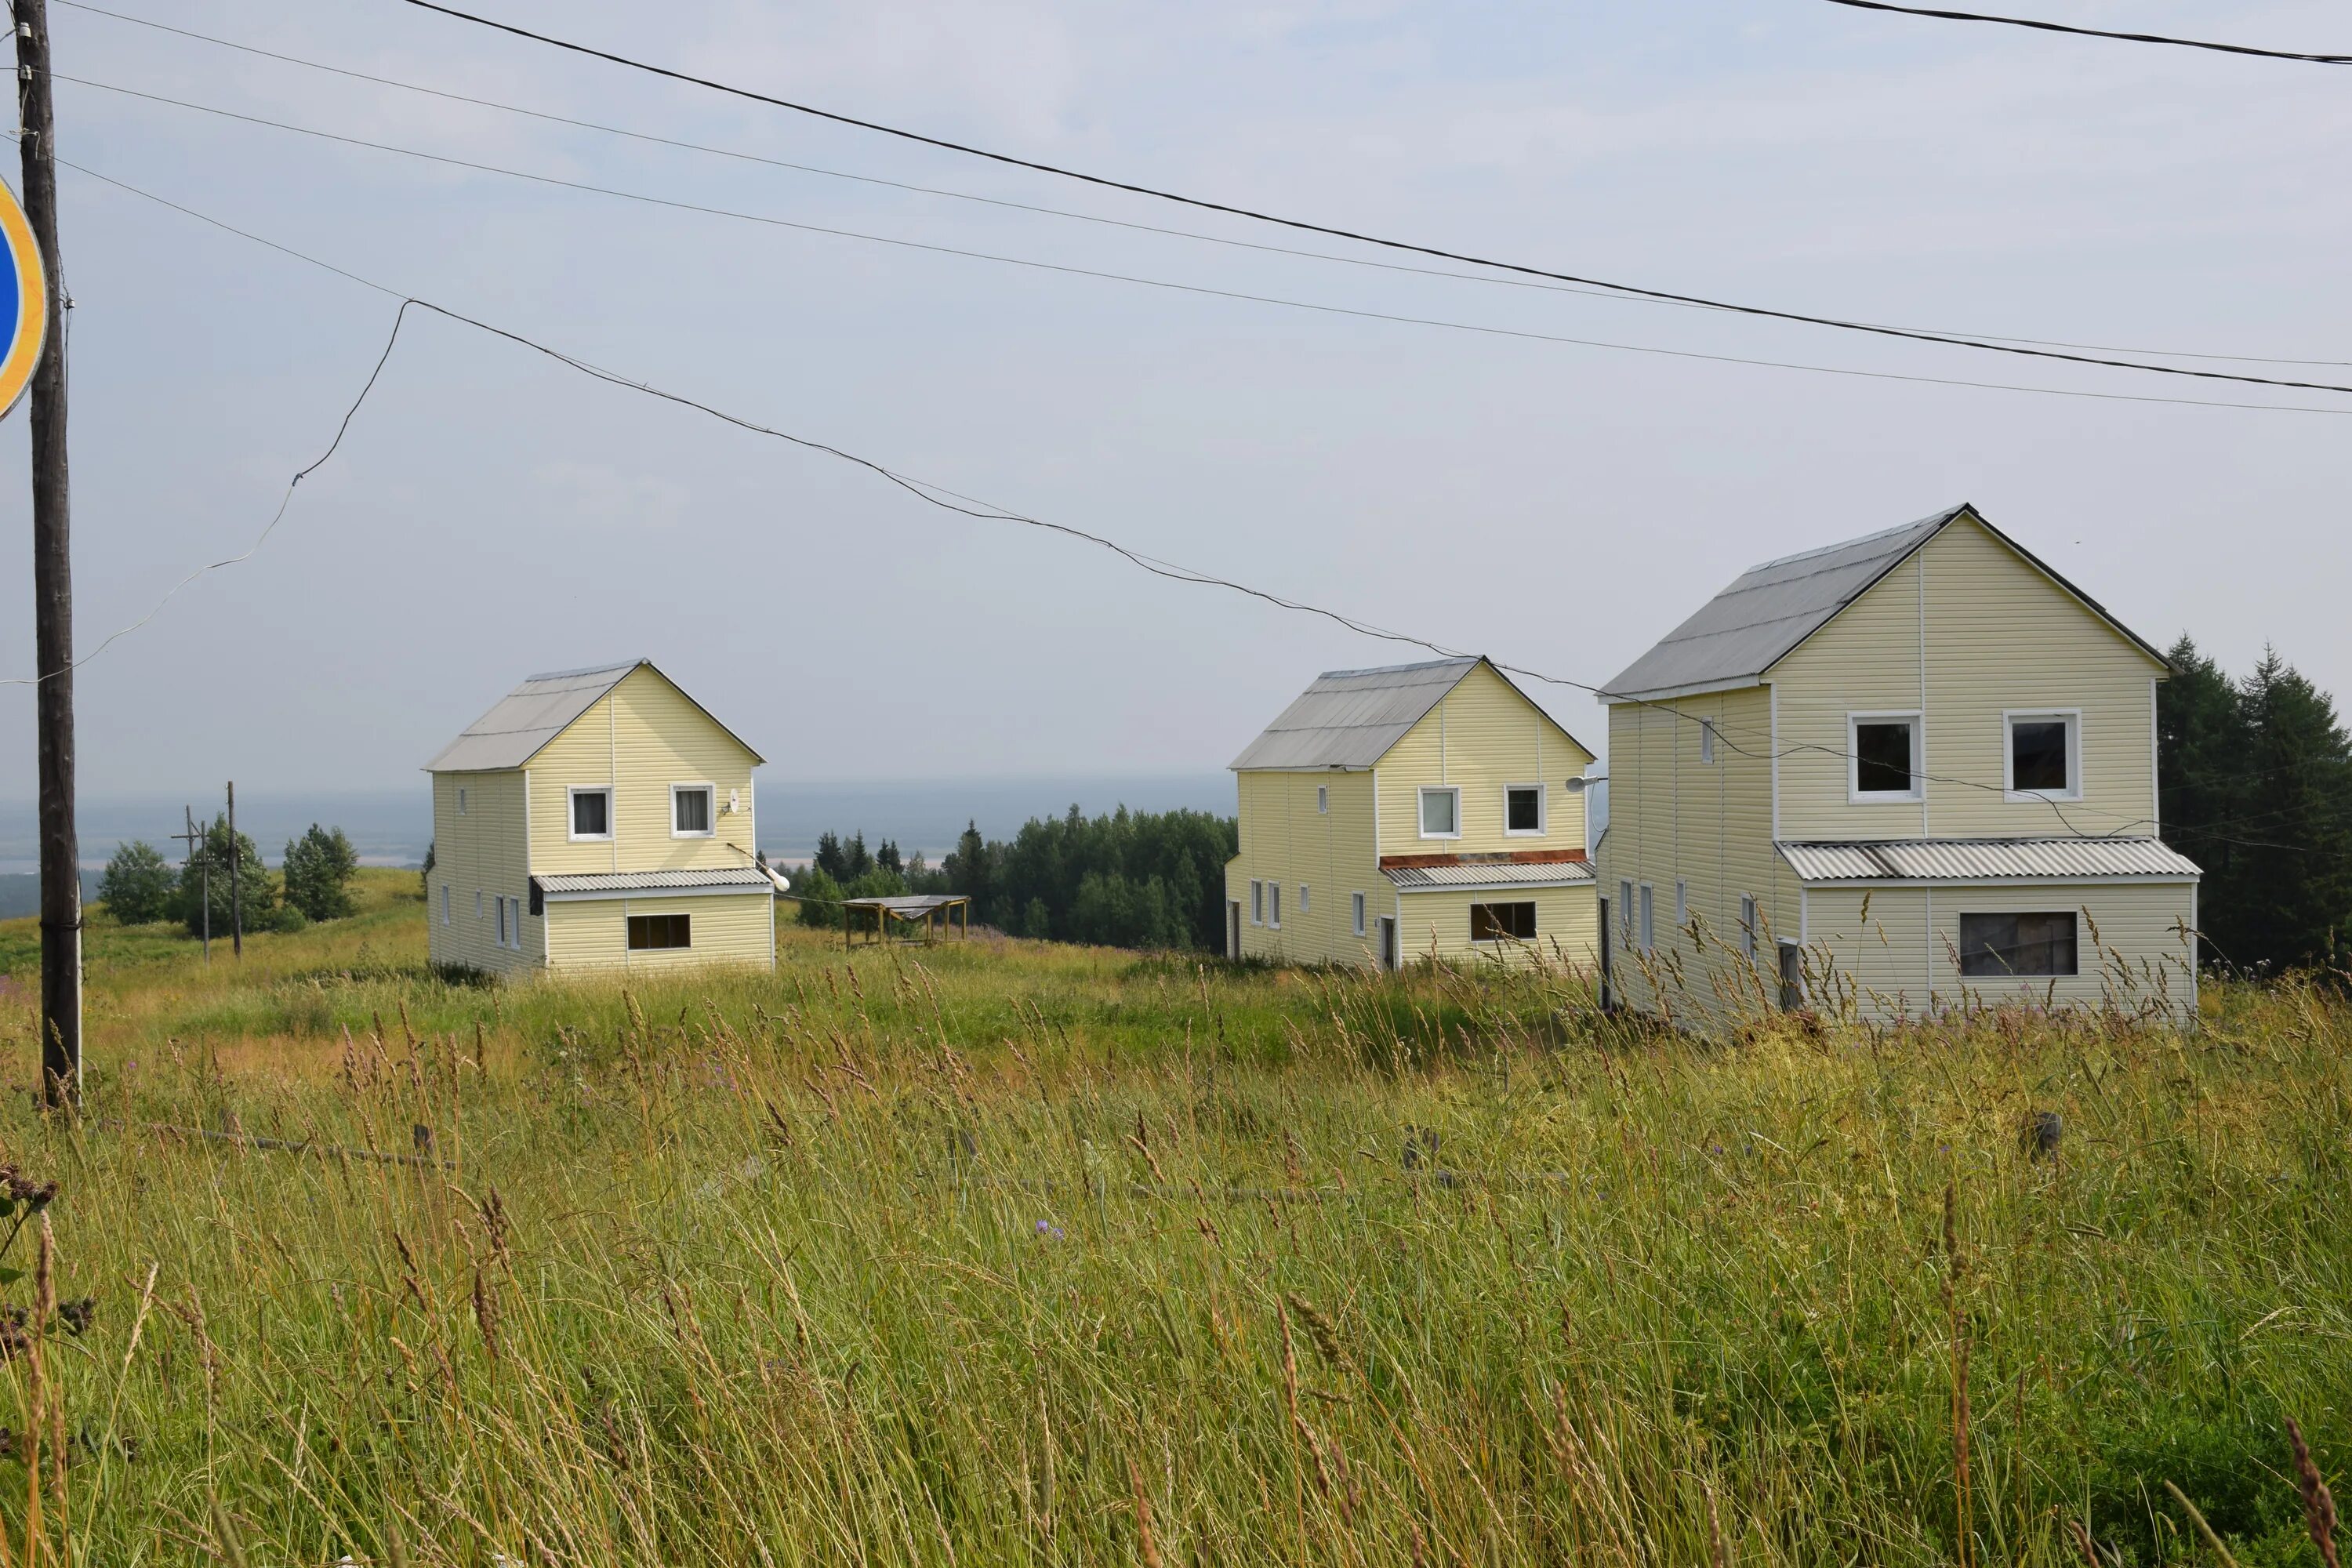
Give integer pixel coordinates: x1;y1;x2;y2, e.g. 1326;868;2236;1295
0;0;2343;799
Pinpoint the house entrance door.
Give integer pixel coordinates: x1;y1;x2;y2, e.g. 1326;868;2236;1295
1227;901;1241;959
1377;916;1398;971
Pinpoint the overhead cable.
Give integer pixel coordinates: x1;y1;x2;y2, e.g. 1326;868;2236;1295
49;0;2350;372
387;0;2352;397
1820;0;2352;64
55;76;2352;421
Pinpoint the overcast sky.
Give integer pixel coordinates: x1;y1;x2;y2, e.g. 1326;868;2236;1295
0;0;2343;800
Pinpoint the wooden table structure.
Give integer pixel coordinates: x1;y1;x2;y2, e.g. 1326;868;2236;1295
841;893;973;948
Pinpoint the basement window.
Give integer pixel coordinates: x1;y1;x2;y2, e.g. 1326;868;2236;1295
2005;712;2081;800
1849;713;1921;800
1958;912;2078;977
569;788;612;840
1418;786;1461;839
627;912;692;951
1471;902;1537;942
1504;784;1544;837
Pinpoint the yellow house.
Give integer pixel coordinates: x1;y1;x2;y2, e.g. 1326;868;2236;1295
1597;504;2201;1025
423;661;783;975
1225;657;1599;970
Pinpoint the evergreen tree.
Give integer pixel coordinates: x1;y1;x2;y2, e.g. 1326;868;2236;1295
842;830;873;881
794;866;845;930
2233;650;2352;970
945;820;993;912
282;823;361;922
877;839;902;876
813;831;848;883
97;840;175;924
176;814;277;938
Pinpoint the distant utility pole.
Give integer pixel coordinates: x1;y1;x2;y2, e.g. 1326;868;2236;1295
226;780;241;959
172;806;207;963
16;0;78;1106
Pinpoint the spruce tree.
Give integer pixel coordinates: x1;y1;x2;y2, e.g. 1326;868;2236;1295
2234;650;2352;970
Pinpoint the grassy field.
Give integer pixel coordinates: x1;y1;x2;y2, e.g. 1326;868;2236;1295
0;868;2337;1563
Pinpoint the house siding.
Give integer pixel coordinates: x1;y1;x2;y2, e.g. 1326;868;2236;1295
527;666;759;879
1394;884;1599;969
543;892;777;973
1374;662;1592;858
426;769;541;975
1226;769;1378;966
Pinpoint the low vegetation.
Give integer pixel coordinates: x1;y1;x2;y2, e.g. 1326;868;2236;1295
0;869;2339;1563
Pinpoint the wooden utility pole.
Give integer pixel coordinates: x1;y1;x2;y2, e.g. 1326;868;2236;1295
172;806;207;963
16;0;77;1105
226;780;241;958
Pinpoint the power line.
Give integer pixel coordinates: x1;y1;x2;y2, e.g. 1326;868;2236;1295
53;153;2243;848
56;75;2352;423
388;0;2352;399
1819;0;2352;65
51;0;2352;374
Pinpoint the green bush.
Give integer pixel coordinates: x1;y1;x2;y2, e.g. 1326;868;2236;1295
793;866;844;930
175;815;277;938
281;823;359;922
96;840;175;924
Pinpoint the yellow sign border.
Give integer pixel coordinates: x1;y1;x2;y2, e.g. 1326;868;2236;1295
0;179;48;421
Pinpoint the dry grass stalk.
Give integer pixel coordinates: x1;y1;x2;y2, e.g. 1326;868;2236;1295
2067;1515;2103;1566
2289;1417;2341;1568
1127;1455;1163;1568
1703;1477;1730;1567
2163;1479;2243;1567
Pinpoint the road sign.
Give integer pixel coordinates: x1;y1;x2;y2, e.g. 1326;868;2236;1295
0;176;47;421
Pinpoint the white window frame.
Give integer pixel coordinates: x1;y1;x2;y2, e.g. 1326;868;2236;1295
475;889;483;920
1638;884;1655;953
1618;880;1634;949
567;786;614;842
496;895;510;948
1269;882;1283;930
1847;711;1924;803
1417;785;1462;840
1250;880;1263;925
1740;894;1758;960
1675;880;1688;931
1298;883;1310;915
670;782;717;839
2002;709;2083;803
1700;720;1717;764
456;786;467;816
1502;782;1547;838
1352;891;1366;938
441;884;451;926
1316;785;1328;815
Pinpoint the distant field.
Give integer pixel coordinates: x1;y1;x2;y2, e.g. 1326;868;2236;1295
0;869;2336;1563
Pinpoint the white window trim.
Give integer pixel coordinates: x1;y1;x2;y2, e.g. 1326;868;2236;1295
1316;785;1329;815
567;785;615;842
1250;880;1264;925
1618;880;1635;949
1675;880;1688;931
1740;894;1758;960
1700;720;1717;765
1417;785;1462;840
456;786;468;816
670;782;717;839
1638;883;1655;953
2002;708;2084;803
441;885;451;926
1269;882;1283;930
1847;711;1924;804
1502;782;1547;838
1298;883;1310;915
496;895;510;949
1352;891;1366;938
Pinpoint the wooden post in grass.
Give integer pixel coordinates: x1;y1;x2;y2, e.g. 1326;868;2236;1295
226;781;241;959
173;806;208;963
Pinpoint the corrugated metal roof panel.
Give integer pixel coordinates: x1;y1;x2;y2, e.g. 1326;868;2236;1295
534;868;775;895
426;662;640;773
1384;860;1597;890
1600;509;1961;702
1777;838;2201;883
1229;658;1479;770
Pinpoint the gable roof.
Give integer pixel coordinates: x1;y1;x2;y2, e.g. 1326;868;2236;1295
423;659;763;772
1229;655;1588;771
1599;503;2167;704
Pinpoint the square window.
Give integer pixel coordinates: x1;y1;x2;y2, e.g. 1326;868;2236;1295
1958;912;2077;977
1418;786;1461;838
1472;901;1537;942
2006;713;2078;799
1352;892;1366;938
1504;785;1544;836
627;912;691;951
1851;716;1919;798
673;786;714;837
570;789;612;840
1316;785;1328;815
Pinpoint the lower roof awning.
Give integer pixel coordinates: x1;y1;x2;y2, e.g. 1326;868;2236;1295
533;868;778;902
1776;837;2201;884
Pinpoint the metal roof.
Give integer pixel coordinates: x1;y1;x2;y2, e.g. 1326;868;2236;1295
533;868;776;895
842;894;971;913
1384;859;1597;891
424;659;764;772
1776;837;2201;883
1230;656;1589;771
1600;504;2169;705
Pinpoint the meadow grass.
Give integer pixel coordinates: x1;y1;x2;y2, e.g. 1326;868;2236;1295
0;869;2336;1563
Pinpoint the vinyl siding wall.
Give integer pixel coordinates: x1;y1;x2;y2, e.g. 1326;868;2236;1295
543;893;777;973
1596;684;1781;1021
1772;515;2165;842
426;769;542;975
1800;882;2195;1021
1374;663;1594;859
1225;769;1379;966
1394;885;1599;970
526;666;760;880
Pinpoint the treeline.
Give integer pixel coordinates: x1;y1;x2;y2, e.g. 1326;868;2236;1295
2160;637;2352;975
791;805;1237;951
96;820;361;935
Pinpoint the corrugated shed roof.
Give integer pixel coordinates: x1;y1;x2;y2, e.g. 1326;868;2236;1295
1384;860;1597;891
425;659;764;772
1601;508;1962;702
1776;838;2201;882
1229;658;1480;770
533;868;776;895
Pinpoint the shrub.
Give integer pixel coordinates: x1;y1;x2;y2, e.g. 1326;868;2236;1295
793;866;844;930
175;814;277;938
282;823;360;922
96;840;175;924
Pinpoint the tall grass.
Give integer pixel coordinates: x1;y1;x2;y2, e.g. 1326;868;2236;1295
0;871;2337;1563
